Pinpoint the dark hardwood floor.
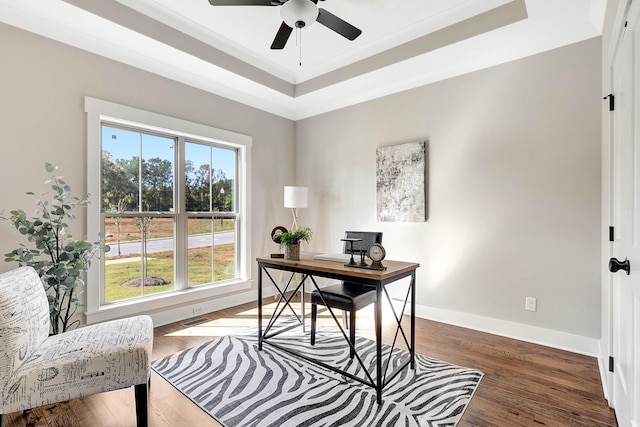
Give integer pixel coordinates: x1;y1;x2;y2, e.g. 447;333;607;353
2;300;616;426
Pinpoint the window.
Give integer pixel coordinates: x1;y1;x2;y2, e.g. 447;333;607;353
85;97;251;324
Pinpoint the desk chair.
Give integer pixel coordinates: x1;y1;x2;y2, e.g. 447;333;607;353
310;231;382;358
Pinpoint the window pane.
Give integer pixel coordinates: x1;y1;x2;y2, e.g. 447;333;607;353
102;126;140;212
185;141;236;213
104;216;175;302
187;217;213;286
215;217;236;281
141;134;175;212
102;126;175;213
211;146;235;212
188;217;236;287
185;142;212;212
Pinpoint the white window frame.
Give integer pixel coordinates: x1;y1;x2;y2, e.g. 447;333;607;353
84;96;252;324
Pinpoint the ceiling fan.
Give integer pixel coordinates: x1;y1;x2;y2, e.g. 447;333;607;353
207;0;362;50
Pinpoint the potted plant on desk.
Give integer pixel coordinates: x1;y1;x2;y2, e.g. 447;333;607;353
279;227;312;261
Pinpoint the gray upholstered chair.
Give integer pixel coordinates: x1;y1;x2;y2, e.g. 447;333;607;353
310;231;382;358
0;266;153;427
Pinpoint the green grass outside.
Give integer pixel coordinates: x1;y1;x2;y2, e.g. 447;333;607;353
104;244;236;302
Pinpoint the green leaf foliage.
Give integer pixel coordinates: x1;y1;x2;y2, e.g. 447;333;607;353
0;163;107;335
278;227;313;248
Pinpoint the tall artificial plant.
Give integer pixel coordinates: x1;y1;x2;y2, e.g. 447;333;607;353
1;162;108;334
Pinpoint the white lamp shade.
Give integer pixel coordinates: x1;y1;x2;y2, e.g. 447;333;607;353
280;0;318;29
284;186;308;209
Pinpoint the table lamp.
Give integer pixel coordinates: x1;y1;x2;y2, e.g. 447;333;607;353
284;186;308;231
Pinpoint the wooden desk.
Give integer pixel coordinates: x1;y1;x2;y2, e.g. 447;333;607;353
256;254;419;404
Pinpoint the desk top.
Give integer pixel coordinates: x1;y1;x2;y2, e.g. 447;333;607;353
257;253;419;282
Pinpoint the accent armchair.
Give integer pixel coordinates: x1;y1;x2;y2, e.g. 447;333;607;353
0;266;153;426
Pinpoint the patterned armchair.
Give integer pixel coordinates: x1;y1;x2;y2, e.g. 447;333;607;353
0;267;153;426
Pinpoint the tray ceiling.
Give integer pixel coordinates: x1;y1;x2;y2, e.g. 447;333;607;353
0;0;605;119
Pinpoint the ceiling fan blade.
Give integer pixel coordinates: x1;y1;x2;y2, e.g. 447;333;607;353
208;0;277;5
316;8;361;41
271;22;293;49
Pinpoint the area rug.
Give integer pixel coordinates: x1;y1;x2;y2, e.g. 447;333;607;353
151;326;483;427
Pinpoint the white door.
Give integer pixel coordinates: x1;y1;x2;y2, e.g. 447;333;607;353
611;1;640;425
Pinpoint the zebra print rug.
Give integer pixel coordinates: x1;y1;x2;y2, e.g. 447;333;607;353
151;326;483;426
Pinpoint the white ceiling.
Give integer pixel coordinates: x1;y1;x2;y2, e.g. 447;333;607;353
0;0;605;120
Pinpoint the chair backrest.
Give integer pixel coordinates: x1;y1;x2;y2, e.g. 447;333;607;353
0;267;50;390
342;231;383;255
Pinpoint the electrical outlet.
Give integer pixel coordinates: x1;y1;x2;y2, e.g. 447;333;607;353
525;297;537;312
193;306;204;315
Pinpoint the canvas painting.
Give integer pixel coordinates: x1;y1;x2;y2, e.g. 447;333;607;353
376;141;426;222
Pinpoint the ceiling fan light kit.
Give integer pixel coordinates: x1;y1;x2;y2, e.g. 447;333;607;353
281;0;318;29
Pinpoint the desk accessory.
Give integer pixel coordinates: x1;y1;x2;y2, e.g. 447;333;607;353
278;227;313;261
341;237;362;266
270;226;288;258
342;242;387;271
312;253;352;262
367;243;386;270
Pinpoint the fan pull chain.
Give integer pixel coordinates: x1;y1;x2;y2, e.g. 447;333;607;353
293;27;302;66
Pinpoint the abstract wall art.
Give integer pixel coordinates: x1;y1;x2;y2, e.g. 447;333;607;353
376;140;427;222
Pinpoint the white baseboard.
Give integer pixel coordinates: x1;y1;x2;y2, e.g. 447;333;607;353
149;287;253;327
148;284;279;328
150;290;600;357
403;302;601;357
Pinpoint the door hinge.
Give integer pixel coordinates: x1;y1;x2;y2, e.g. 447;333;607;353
609;356;615;372
603;94;615;111
609;226;615;242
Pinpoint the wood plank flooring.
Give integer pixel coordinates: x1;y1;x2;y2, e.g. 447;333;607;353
2;300;616;426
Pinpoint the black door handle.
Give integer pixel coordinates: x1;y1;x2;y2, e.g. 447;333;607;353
609;257;630;275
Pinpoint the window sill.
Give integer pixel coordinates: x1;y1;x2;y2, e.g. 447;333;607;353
85;279;252;325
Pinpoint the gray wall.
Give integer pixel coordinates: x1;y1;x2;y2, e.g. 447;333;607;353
0;22;294;298
0;21;603;341
295;38;602;339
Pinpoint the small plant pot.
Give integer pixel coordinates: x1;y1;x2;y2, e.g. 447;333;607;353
285;244;300;261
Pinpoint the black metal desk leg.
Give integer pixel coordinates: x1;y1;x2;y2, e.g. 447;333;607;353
301;279;305;332
258;265;263;351
376;284;383;404
411;271;416;369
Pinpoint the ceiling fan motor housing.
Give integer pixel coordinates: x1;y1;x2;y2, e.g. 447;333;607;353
281;0;318;29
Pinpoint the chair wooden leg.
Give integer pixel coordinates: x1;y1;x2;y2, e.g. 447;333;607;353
349;309;356;359
135;382;148;427
310;303;317;345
